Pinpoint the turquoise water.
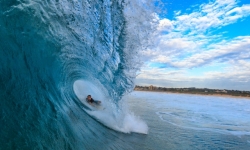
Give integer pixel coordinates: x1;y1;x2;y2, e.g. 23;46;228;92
1;0;249;149
126;91;250;149
0;0;155;149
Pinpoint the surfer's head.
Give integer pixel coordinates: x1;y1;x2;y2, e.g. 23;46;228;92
87;95;92;100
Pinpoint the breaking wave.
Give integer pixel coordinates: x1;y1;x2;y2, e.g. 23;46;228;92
0;0;157;149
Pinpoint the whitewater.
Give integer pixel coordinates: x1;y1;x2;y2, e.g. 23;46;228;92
0;0;156;149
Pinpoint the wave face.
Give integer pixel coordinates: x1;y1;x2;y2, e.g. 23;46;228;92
0;0;155;149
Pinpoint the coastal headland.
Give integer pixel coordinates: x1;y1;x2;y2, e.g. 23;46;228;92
134;85;250;98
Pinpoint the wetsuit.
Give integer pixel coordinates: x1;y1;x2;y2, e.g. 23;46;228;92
86;98;95;103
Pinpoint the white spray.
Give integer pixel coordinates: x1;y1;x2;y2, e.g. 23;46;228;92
73;80;148;134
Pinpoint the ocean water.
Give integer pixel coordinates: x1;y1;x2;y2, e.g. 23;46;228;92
126;91;250;149
1;0;250;150
0;0;156;149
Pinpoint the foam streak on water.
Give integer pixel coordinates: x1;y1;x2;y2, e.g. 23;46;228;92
129;91;250;136
125;91;250;149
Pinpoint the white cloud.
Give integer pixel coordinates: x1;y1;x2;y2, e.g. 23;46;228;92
138;0;250;89
170;36;250;68
146;0;250;68
158;18;173;32
138;67;190;81
174;10;181;16
203;61;250;82
172;0;250;33
146;35;250;69
138;59;250;84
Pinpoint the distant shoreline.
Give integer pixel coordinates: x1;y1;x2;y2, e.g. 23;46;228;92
134;85;250;99
134;90;250;99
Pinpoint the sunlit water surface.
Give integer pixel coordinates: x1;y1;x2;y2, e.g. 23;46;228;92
125;91;250;149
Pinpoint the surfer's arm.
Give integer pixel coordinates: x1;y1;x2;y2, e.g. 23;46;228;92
95;100;101;104
92;99;101;104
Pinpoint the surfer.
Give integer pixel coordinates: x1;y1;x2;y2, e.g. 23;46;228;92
86;95;101;104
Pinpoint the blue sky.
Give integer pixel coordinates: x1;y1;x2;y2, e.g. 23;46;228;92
136;0;250;90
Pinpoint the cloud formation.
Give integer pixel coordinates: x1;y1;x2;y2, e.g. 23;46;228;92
173;0;250;32
137;0;250;90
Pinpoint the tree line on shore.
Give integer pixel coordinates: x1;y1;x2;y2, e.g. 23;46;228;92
134;85;250;97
